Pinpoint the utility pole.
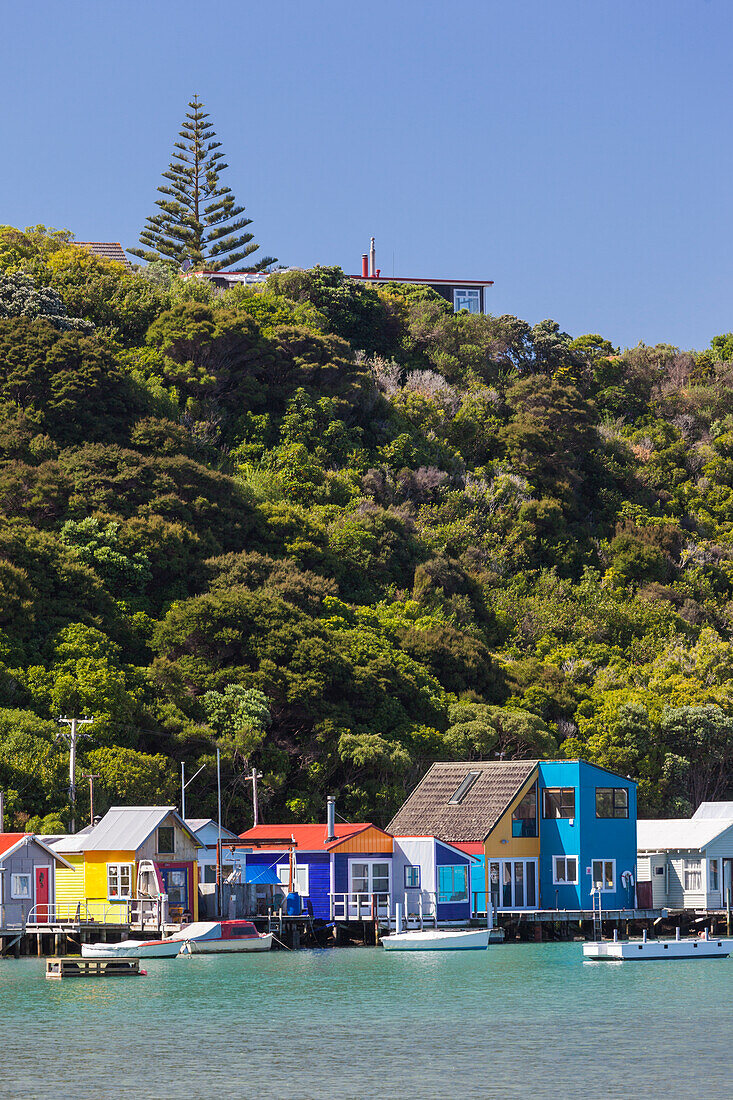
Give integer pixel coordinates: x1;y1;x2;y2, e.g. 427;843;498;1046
57;716;93;833
81;773;101;827
180;761;206;821
245;767;263;827
216;746;222;919
0;789;4;833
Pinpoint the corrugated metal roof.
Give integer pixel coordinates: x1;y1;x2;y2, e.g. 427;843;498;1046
691;802;733;820
0;832;30;858
52;807;200;852
388;761;538;843
240;823;386;852
637;818;733;851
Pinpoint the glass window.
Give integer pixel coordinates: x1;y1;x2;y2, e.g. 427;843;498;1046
10;873;31;899
502;863;512;908
372;863;390;895
453;288;481;313
107;863;133;900
448;771;480;804
438;865;468;903
404;865;421;889
592;860;615;891
684;859;702;891
276;864;310;896
513;862;524;908
595;788;629;819
512;785;538;837
157;826;175;854
543;788;576;819
351;863;369;894
526;862;537;908
553;856;578;884
710;859;719;891
489;862;500;908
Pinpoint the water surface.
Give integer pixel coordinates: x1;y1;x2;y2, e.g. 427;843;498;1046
2;943;732;1098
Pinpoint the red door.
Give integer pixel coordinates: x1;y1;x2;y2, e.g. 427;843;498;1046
35;866;50;922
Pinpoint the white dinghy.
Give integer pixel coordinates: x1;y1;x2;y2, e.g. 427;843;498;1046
382;926;490;951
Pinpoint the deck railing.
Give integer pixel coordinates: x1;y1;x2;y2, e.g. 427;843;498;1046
25;902;96;926
330;892;391;921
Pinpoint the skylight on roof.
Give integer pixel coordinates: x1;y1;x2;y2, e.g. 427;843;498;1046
448;771;480;805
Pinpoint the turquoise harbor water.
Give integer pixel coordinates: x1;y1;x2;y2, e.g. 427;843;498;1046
2;943;733;1099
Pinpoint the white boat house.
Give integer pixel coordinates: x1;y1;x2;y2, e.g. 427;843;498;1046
637;803;733;911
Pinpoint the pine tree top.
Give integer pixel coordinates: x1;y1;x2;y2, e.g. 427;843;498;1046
129;95;275;273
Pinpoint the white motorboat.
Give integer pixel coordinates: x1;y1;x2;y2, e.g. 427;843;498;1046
381;927;490;951
81;933;188;959
177;920;273;954
583;934;730;961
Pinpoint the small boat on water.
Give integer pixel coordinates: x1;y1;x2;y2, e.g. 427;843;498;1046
381;927;490;951
82;920;272;959
583;931;730;962
178;920;273;954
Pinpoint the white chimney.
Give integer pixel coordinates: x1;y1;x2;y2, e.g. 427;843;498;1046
326;794;336;842
369;237;376;278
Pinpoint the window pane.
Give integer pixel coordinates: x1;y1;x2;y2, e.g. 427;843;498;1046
405;865;420;889
567;857;577;884
453;866;467;901
544;788;575;818
372;864;390;893
351;863;369;893
512;786;537;837
526;862;536;908
604;862;614;889
596;789;613;818
592;860;602;886
514;862;524;908
614;789;628;818
158;827;175;854
448;771;480;804
554;857;566;883
490;863;500;906
502;863;512;907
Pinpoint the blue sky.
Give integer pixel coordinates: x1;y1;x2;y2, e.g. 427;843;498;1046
2;0;731;349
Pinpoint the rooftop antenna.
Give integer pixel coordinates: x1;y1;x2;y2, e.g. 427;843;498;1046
246;767;264;827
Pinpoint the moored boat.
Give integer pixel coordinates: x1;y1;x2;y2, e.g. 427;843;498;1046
583;934;730;961
82;935;187;959
381;927;490;951
178;919;273;954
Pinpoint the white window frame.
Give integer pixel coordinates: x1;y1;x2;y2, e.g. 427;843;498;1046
348;858;392;898
453;288;481;314
404;864;421;889
276;863;310;897
684;858;702;892
488;858;539;910
591;859;616;892
553;855;579;885
10;873;31;900
709;858;719;892
107;862;134;901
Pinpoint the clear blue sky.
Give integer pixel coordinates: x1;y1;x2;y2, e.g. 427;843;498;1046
2;0;732;349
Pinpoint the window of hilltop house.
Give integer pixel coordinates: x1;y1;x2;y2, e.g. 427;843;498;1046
512;785;538;837
709;859;719;892
591;860;615;892
684;859;702;892
553;856;578;885
448;771;480;805
453;288;481;313
157;826;175;855
543;788;576;819
595;788;629;819
10;873;31;900
107;863;134;901
404;865;421;889
437;865;468;904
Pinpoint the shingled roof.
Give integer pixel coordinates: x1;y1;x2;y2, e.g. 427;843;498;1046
74;241;130;267
388;760;538;843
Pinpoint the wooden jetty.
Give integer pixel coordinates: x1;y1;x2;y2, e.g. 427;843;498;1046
46;957;145;979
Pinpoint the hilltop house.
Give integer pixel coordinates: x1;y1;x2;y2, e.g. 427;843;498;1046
389;760;638;913
49;806;201;926
637;802;733;911
0;834;74;928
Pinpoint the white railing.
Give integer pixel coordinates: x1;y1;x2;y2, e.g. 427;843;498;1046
127;896;168;927
330;892;391;921
25;902;94;926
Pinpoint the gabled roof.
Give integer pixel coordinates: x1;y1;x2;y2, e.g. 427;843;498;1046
184;818;239;841
51;807;200;853
637;818;733;852
240;822;391;852
0;832;74;869
387;761;539;843
691;802;733;820
74;241;130;267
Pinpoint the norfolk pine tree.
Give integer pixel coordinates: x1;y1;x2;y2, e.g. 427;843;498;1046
130;96;275;271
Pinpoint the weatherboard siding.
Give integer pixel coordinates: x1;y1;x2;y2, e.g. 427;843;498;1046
335;828;393;854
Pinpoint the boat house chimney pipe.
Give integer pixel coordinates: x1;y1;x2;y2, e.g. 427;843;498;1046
369;237;376;278
326;794;336;842
362;254;369;278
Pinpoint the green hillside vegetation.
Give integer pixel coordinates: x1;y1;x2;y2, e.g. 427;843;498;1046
1;225;733;831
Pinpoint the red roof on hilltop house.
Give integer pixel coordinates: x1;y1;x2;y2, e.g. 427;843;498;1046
0;833;30;857
240;822;390;852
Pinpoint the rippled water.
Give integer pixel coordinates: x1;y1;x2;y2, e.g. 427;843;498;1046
2;942;732;1099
